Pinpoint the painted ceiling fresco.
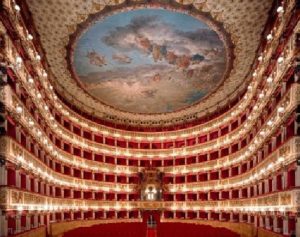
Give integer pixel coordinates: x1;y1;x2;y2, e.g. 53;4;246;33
73;9;227;114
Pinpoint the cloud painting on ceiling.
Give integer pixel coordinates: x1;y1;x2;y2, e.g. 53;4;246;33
73;9;227;114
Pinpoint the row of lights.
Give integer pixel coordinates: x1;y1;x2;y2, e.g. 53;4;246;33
14;203;290;213
170;205;290;213
15;153;134;193
168;153;288;192
263;4;285;59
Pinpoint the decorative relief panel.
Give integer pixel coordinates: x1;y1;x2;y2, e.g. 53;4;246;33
0;137;8;156
0;187;8;206
11;190;22;205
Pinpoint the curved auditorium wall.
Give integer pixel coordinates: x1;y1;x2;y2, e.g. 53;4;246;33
0;0;300;237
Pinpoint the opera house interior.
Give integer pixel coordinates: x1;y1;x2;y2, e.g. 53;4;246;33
1;0;300;236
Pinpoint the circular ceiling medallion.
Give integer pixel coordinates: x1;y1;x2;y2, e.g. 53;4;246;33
70;6;229;114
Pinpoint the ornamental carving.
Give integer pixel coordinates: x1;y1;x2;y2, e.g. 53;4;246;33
258;194;279;206
0;188;8;205
279;145;290;157
0;23;7;63
11;190;23;204
0;137;8;156
295;191;300;206
24;193;45;205
12;141;23;157
295;138;300;153
280;193;291;206
295;81;300;102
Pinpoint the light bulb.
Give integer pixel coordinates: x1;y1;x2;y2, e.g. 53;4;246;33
277;6;284;14
16;106;23;113
27;34;33;40
266;77;273;83
277;107;284;113
28;119;34;126
28;77;34;83
266;34;273;41
14;4;20;11
278;156;284;162
16;56;22;64
277;57;284;64
259;92;264;98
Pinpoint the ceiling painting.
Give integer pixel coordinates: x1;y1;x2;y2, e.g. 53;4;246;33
73;9;226;114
